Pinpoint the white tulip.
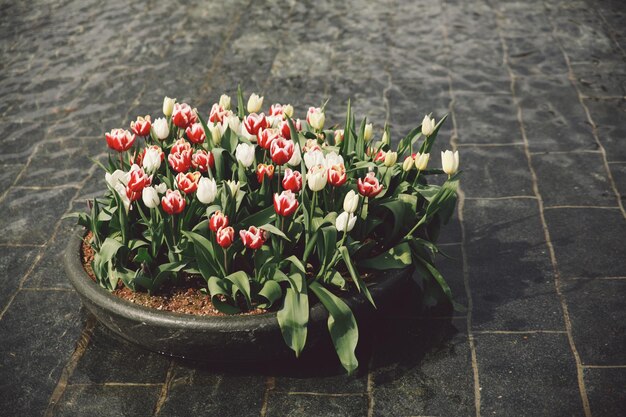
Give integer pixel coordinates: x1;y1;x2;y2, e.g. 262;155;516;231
163;96;176;117
343;190;359;213
114;183;131;212
219;94;231;110
308;110;325;131
307;165;328;192
247;93;263;113
415;152;430;171
421;115;436;136
105;169;129;188
197;177;218;204
155;183;167;194
402;156;414;171
324;151;344;168
142;148;162;174
441;150;459;175
288;144;302;166
336;212;357;233
381;130;390;145
152;117;170;140
304;149;325;170
283;104;294;118
267;115;282;129
384;151;397;167
208;123;222;145
363;123;373;142
235;143;256;167
225;180;242;199
142;186;160;209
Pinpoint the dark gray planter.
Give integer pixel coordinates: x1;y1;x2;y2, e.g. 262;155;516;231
64;232;413;362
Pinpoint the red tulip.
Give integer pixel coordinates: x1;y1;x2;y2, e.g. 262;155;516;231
257;128;279;150
176;171;201;194
243;113;268;137
269;103;285;117
282;168;302;192
209;103;228;124
279;119;301;139
127;167;152;192
273;190;299;217
185;122;206;144
216;226;235;248
257;163;275;184
161;190;186;215
191;149;214;173
374;150;386;163
270;138;295;166
171;103;196;129
171;138;192;154
168;149;192;173
357;172;383;198
327;164;347;187
130;115;151;137
125;186;141;202
105;128;136;152
239;226;266;250
209;211;229;232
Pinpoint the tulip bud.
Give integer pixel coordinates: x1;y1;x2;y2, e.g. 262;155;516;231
247;93;264;113
219;94;231;110
163;97;176;117
225;180;242;199
197;177;217;204
307;164;328;192
208;123;222;145
402;156;414;171
363;123;373;142
235;143;256;168
283;104;294;118
384;151;397;167
334;129;344;145
336;211;357;233
307;107;325;131
441;150;459;175
152;117;170;140
421;115;436;136
415;152;430;171
381;130;390;145
142;186;160;209
343;190;359;213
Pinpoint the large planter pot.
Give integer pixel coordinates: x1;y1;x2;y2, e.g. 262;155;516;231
64;232;413;362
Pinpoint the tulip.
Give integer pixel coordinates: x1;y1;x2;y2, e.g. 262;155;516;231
415;152;430;171
155;183;167;194
384;151;398;167
374;150;386;163
247;93;264;113
239;226;266;250
171;138;191;154
176;171;201;194
209;210;229;232
269;103;285;117
306;107;325;130
127;165;151;192
282;168;302;192
441;150;459;175
421;115;436;136
403;155;414;171
257;127;279;149
163;97;176;117
257;163;275;184
307;164;328;191
161;189;186;215
142;186;160;209
287;144;301;166
279;118;301;139
185;122;206;144
270;138;295;165
304;138;322;152
172;103;196;129
328;164;347;187
225;180;242;199
219;94;231;110
168;149;192;173
142;146;164;174
130;115;151;137
283;104;294;118
324;151;344;168
114;183;131;212
223;114;241;136
209;103;228;124
357;172;383;198
243;113;269;137
197;177;217;204
336;211;357;233
105;128;136;152
216;226;235;248
105;169;129;188
381;130;390;145
363;123;373;142
191;149;214;173
273;190;299;217
235;143;256;167
334;129;344;145
152;117;169;140
208;123;222;145
343;190;359;213
304;149;325;170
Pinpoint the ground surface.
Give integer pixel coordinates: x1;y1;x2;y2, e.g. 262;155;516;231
1;0;625;416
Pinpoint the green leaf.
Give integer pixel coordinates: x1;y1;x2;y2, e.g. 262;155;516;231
397;126;422;158
418;114;448;154
339;246;375;307
237;84;245;119
239;206;276;228
358;242;413;270
260;223;290;241
207;277;240;314
309;281;359;374
258;280;282;309
317;226;337;269
277;276;309;357
224;270;252;308
182;231;222;279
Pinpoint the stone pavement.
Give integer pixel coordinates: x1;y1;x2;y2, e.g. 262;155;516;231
1;0;625;415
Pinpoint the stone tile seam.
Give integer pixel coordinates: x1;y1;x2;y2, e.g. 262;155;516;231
582;365;626;369
456;142;525;147
494;3;592;415
543;205;621;210
593;9;626;57
465;196;537;201
152;360;175;417
259;376;276;417
474;330;567;335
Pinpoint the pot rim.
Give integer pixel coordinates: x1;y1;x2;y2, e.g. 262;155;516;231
64;229;411;332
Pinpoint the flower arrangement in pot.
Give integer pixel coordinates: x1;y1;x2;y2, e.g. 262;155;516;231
67;88;460;373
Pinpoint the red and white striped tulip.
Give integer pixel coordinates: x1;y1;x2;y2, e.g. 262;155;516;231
243;113;269;138
171;103;196;129
209;211;229;232
130;115;151;137
282;168;302;192
327;164;347;187
256;163;275;184
270;138;295;166
209;103;229;124
185;122;206;144
273;190;299;217
175;171;201;194
216;226;235;248
239;226;266;250
127;165;151;192
105;128;136;152
191;149;214;173
161;190;186;215
357;172;383;198
257;128;279;150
